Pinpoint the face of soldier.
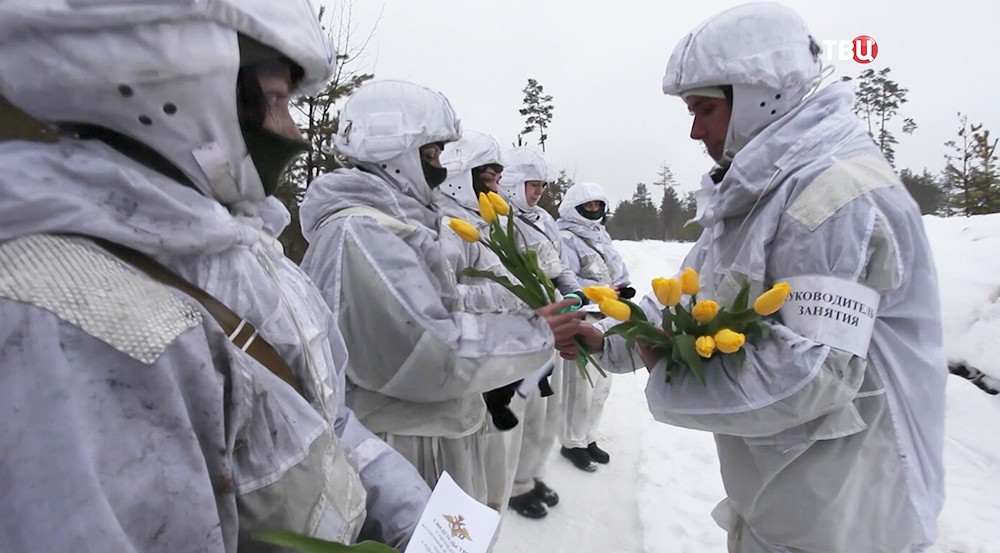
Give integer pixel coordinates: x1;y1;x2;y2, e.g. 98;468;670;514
685;95;732;162
525;180;545;207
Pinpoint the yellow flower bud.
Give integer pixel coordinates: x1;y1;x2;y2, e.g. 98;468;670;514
478;192;497;223
599;299;632;321
583;285;618;304
487;191;510;216
753;282;792;316
695;335;716;358
714;329;745;354
652;277;681;307
692;300;719;323
680;267;700;295
448;218;480;243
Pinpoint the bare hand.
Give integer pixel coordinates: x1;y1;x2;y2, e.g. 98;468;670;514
556;322;604;360
636;340;665;373
537;299;586;345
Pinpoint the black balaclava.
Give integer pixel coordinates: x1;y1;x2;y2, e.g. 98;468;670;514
422;155;448;188
236;35;309;197
576;201;606;221
471;163;503;197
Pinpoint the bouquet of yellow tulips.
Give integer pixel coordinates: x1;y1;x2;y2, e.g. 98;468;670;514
448;192;606;384
588;268;791;384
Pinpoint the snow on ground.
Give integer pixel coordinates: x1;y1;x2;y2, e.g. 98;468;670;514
495;215;1000;552
925;215;1000;385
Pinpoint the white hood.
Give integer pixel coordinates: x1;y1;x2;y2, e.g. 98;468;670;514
558;181;609;226
662;2;824;159
0;0;336;206
499;147;553;213
331;80;462;208
436;130;502;211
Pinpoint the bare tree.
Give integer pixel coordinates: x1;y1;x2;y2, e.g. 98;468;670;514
294;2;379;185
274;1;378;262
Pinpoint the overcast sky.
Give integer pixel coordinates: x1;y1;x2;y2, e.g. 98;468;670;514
327;0;999;207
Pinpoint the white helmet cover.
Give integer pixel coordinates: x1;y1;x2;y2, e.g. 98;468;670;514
558;181;609;225
0;0;337;205
438;130;502;210
498;147;553;213
333;80;462;206
662;2;822;158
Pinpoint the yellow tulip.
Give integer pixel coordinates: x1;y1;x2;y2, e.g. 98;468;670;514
680;267;700;295
652;277;682;307
448;218;480;243
583;285;618;304
487;191;510;216
695;335;716;358
753;282;792;316
692;300;719;323
714;329;745;354
478;192;497;223
599;299;632;321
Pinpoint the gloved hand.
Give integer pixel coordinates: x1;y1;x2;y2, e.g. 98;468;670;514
617;285;637;299
537;365;555;397
483;384;519;430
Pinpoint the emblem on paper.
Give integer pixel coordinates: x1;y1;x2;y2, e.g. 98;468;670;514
443;515;472;541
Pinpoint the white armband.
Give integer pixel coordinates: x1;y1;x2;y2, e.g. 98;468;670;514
778;275;879;358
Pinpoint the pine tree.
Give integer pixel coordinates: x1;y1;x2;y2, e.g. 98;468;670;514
653;163;685;240
852;67;916;167
677;191;702;242
537;169;571;219
943;113;973;216
605;199;633;240
940;116;1000;216
607;183;660;240
898;168;944;215
659;187;686;240
969;127;1000;214
518;78;555;152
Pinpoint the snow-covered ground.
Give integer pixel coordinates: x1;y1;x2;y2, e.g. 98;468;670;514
494;215;1000;553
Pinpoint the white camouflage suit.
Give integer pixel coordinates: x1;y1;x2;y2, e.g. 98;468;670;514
434;131;549;512
0;2;428;551
557;182;631;450
600;4;946;552
300;83;556;501
498;148;581;498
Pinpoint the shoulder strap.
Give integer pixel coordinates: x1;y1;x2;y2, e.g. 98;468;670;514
319;205;419;239
94;239;303;396
517;214;553;242
576;233;606;262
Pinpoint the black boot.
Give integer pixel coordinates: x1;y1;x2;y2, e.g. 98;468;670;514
532;480;559;507
508;491;547;519
587;441;610;464
560;446;597;472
